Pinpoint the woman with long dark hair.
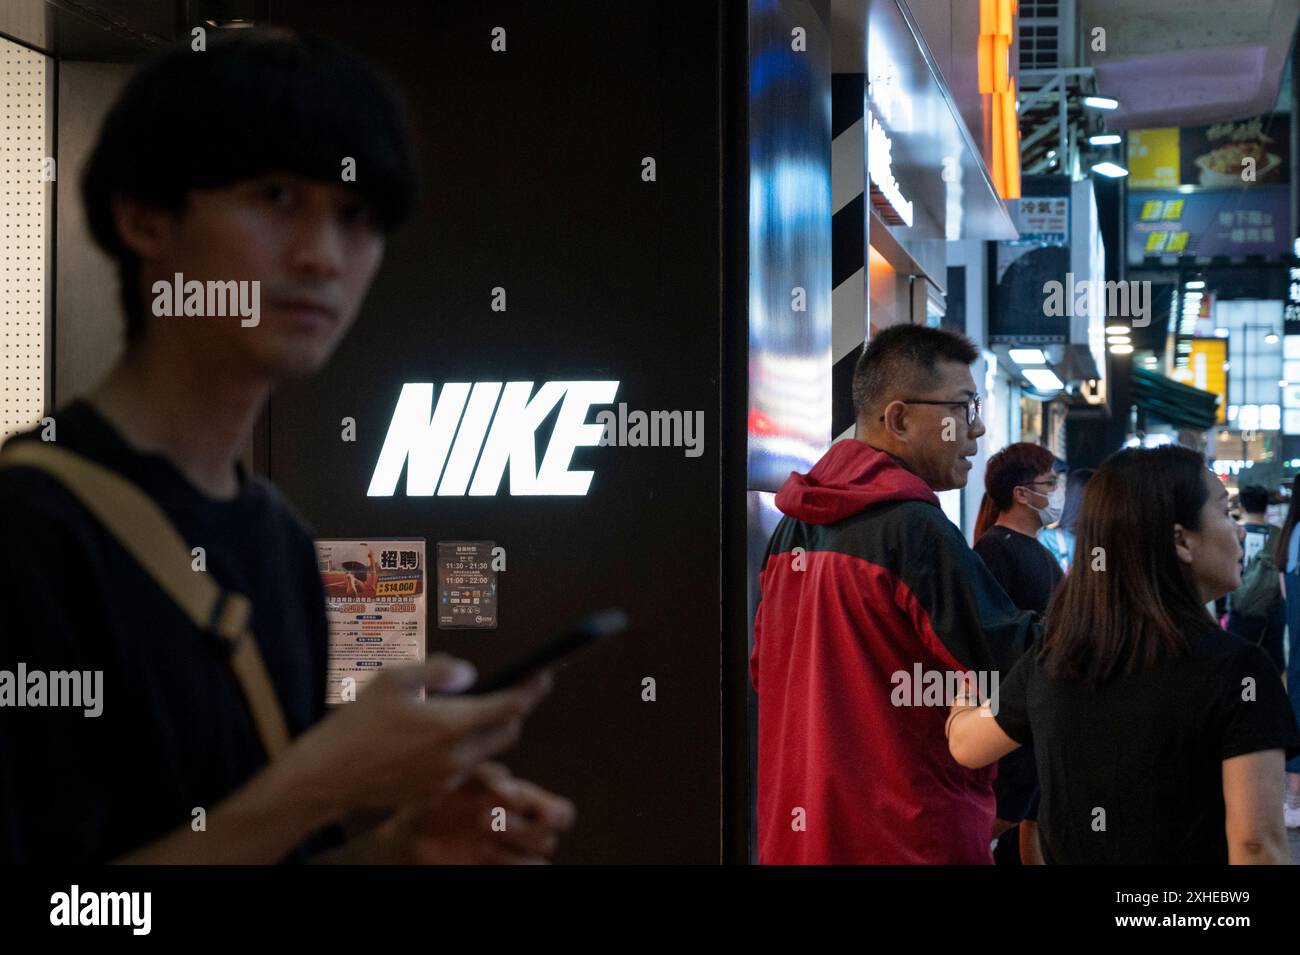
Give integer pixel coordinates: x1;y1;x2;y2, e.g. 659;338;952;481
1274;474;1300;827
947;446;1300;863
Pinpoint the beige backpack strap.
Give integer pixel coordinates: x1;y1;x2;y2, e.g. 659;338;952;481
0;440;291;760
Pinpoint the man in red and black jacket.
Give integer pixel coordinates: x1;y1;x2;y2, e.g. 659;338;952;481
751;324;1037;864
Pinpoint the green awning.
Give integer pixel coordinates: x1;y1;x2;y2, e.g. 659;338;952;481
1130;367;1220;431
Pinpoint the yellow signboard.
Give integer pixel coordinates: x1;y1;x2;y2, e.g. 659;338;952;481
1127;128;1180;188
1172;338;1227;423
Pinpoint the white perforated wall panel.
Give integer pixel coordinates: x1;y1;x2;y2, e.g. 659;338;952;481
1;38;48;440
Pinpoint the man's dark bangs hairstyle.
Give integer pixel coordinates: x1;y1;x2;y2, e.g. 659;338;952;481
82;27;417;341
1237;484;1269;515
1040;445;1216;688
851;324;979;421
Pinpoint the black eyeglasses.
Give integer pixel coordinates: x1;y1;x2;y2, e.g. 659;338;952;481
879;394;983;426
1023;475;1062;491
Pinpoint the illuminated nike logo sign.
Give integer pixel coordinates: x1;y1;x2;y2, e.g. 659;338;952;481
367;381;619;497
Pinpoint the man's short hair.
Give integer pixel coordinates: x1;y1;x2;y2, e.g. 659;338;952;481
82;27;417;342
851;323;979;421
1238;484;1270;514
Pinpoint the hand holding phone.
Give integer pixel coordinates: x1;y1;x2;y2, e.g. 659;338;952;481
466;608;629;695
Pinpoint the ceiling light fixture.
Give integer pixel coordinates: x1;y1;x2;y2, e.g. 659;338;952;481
1091;161;1128;178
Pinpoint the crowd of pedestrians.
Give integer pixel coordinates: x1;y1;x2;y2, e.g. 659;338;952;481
753;324;1300;864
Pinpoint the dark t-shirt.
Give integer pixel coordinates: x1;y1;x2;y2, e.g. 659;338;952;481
974;526;1064;616
0;400;337;862
974;525;1062;827
994;626;1300;864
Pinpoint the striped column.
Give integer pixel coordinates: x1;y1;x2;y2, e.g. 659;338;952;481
831;73;866;441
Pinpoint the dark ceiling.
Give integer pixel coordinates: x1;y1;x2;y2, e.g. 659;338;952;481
0;0;264;61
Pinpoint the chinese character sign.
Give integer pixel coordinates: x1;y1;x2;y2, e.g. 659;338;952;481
1127;187;1290;264
317;539;426;704
437;541;499;629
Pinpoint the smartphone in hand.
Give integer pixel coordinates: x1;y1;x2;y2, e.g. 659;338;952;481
466;608;629;695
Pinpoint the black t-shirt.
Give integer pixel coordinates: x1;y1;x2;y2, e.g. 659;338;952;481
974;524;1061;826
0;400;337;862
994;626;1300;864
974;526;1064;616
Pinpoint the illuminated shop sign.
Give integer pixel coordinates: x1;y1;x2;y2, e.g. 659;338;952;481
867;112;914;227
868;49;908;130
368;381;619;497
1287;247;1300;322
978;0;1020;198
1126;187;1289;263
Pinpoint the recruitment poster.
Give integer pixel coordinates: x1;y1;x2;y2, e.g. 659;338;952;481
315;539;426;704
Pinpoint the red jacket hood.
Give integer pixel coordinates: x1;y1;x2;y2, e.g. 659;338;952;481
774;439;939;525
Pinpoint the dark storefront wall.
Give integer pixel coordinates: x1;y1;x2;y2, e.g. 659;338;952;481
261;1;726;863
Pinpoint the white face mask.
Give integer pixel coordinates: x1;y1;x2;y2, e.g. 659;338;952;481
1031;484;1065;527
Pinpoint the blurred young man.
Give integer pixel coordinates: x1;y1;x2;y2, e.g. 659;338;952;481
751;324;1036;864
973;442;1067;865
0;30;572;863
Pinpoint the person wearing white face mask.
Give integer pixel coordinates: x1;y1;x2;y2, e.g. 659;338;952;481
972;442;1067;864
1030;479;1066;527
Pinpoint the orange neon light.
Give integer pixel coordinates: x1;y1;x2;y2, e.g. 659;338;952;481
979;0;1020;199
